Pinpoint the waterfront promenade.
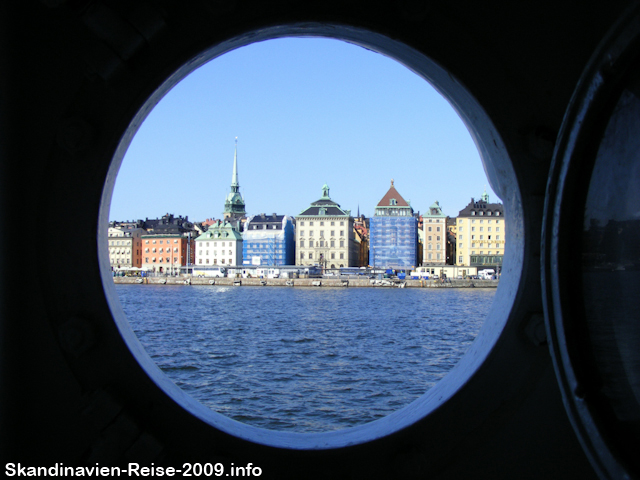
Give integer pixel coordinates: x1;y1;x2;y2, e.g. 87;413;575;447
113;276;498;288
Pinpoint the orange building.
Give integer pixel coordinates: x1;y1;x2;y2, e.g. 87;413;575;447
141;234;194;274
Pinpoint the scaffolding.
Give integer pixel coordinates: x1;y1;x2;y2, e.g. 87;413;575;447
369;216;417;268
242;230;294;266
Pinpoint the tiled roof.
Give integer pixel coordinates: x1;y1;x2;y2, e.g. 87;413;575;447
377;183;410;207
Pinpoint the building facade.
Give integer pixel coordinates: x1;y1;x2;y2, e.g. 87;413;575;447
141;234;193;274
242;213;295;266
369;180;417;269
295;184;359;268
455;191;505;270
422;200;447;265
108;227;145;270
195;220;243;267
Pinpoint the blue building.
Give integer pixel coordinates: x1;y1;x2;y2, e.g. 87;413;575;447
242;213;295;266
369;180;418;269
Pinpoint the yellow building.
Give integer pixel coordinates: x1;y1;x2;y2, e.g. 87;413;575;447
455;191;505;272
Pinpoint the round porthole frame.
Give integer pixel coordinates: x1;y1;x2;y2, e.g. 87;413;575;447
542;5;640;479
99;24;523;450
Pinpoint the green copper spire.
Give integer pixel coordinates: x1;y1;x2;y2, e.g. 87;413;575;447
481;188;489;203
321;183;330;199
223;137;246;221
231;136;239;190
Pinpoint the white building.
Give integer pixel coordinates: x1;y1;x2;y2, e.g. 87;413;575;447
195;220;243;266
107;227;145;270
295;184;359;268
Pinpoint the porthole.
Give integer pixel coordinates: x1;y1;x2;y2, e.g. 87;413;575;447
543;6;640;479
100;25;523;449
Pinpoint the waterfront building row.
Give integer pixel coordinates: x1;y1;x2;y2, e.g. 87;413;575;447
108;140;505;272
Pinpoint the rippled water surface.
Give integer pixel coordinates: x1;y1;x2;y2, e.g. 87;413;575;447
116;285;494;432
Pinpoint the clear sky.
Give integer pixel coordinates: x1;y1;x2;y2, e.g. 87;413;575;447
109;37;498;223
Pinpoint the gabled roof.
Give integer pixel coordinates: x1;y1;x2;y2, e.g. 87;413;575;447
377;180;410;207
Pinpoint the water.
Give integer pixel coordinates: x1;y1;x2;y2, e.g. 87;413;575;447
116;285;494;432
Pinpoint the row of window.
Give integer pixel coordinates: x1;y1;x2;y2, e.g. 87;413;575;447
144;239;180;244
470;210;501;216
300;252;345;259
459;219;503;224
198;250;233;256
298;230;345;237
427;244;442;250
426;226;442;232
426;253;443;260
459;226;500;232
460;244;503;249
459;234;501;241
198;241;232;247
299;221;344;227
144;247;179;253
198;258;231;264
300;240;346;248
144;257;182;263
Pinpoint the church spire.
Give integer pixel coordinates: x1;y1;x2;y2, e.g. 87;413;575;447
231;136;239;192
223;137;246;222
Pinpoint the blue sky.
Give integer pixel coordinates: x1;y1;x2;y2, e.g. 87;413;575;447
109;37;498;223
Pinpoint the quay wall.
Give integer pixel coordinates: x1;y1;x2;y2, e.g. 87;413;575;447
113;276;498;288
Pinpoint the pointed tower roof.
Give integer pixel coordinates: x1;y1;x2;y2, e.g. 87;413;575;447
376;179;411;207
231;137;239;189
223;137;246;220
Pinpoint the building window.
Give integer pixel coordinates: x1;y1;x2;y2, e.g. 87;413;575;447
331;221;335;226
221;259;225;264
145;257;149;263
340;221;344;226
330;240;335;247
496;227;500;232
198;259;202;264
428;244;432;250
331;230;335;236
309;253;313;259
310;222;314;226
309;231;313;236
320;221;324;226
496;235;500;240
340;231;344;236
471;227;475;232
300;252;304;259
437;244;441;250
437;236;441;241
428;253;432;259
340;241;344;248
300;221;304;226
340;253;344;259
300;240;305;248
459;256;463;263
437;253;441;260
320;230;324;237
459;227;463;232
459;243;462;248
437;227;441;232
331;253;335;259
428;226;432;232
